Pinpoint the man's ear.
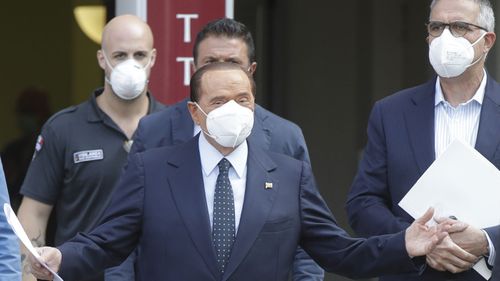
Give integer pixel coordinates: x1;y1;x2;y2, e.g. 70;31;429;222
483;32;496;53
187;101;201;125
97;50;106;70
149;48;157;68
248;62;257;75
191;60;198;73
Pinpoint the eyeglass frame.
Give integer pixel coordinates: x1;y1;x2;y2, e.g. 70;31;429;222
426;21;488;38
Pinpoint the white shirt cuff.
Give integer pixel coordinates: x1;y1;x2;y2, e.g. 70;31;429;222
482;230;496;266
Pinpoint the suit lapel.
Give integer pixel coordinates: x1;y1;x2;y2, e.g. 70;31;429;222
172;98;195;144
222;144;278;280
166;136;221;279
248;105;271;150
404;79;436;173
475;76;500;162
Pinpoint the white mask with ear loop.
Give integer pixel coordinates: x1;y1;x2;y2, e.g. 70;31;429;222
429;28;487;78
103;51;151;100
195;100;254;148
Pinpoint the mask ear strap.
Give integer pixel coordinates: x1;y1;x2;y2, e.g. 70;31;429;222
191;102;219;141
471;31;487;47
102;50;114;87
193;102;209;117
468;32;488;68
200;128;217;141
468;52;486;68
143;55;153;69
101;50;114;70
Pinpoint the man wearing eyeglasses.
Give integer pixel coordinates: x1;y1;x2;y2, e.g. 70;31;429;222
346;0;499;280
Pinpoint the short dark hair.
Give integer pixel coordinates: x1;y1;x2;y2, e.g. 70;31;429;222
193;18;256;65
190;62;256;102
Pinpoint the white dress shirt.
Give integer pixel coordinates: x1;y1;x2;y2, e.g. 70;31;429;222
434;72;485;158
434;70;496;264
198;132;247;234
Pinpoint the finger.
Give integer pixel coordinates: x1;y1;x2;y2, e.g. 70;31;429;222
31;263;53;280
434;217;455;226
38;247;50;264
428;236;478;270
443;235;479;263
433;222;465;241
435;230;448;244
442;260;472;274
428;251;474;273
28;249;54;280
439;250;476;270
446;222;468;233
442;263;462;274
430;227;447;246
426;255;446;271
434;216;460;223
447;244;479;263
416;207;434;224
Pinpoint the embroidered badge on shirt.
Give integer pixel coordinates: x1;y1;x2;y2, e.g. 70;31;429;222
35;135;44;152
32;135;44;159
73;149;104;163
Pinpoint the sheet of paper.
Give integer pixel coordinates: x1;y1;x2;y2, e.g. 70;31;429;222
3;203;63;281
398;139;500;280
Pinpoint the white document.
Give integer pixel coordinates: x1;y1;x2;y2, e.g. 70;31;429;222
3;203;63;281
398;139;500;280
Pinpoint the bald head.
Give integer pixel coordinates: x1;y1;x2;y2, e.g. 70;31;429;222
101;14;154;51
97;14;156;91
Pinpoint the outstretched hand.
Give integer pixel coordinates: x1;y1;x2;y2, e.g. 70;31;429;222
405;208;456;257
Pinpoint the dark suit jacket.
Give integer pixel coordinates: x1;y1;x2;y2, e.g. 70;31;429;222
58;137;423;281
492;236;500;281
131;98;310;164
346;74;500;281
128;99;320;279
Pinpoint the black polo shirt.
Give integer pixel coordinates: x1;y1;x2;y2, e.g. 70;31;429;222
20;88;164;246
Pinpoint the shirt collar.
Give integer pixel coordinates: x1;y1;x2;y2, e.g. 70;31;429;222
198;133;248;179
434;69;487;107
88;88;162;122
146;91;163;114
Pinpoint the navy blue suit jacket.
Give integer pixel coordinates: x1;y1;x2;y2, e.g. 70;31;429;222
492;236;500;280
346;75;500;281
131;98;310;164
129;98;319;280
58;137;423;281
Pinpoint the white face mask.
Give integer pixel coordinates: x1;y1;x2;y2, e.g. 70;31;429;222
103;52;151;100
429;28;486;78
195;100;254;148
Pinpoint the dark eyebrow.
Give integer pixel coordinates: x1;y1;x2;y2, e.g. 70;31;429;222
236;92;251;97
111;51;126;56
208;96;226;103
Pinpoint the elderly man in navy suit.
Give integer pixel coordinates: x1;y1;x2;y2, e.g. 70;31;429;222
346;0;499;280
28;62;459;281
130;18;317;280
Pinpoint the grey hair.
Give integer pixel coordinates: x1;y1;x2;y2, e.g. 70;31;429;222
430;0;495;32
